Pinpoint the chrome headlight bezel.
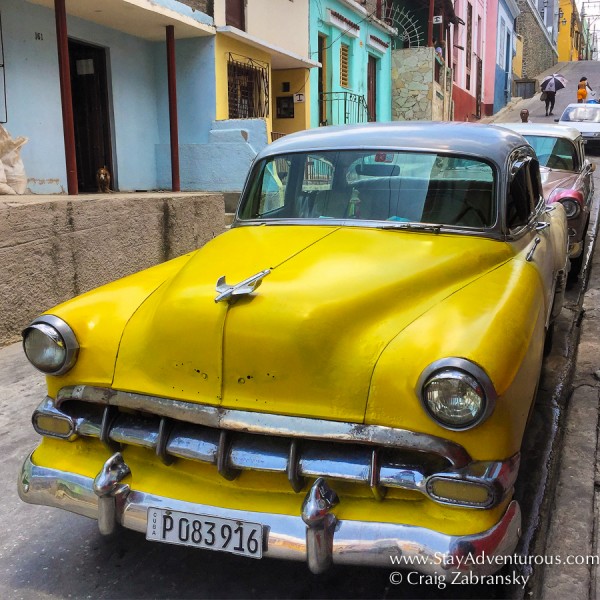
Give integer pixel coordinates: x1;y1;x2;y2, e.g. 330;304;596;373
417;358;497;431
22;315;79;376
559;198;581;219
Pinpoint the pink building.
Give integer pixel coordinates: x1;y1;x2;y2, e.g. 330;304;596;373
450;0;487;121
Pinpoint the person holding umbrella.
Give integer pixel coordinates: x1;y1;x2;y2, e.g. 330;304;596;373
540;74;567;116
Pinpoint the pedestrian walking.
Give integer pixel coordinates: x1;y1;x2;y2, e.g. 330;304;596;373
577;77;594;103
540;74;567;116
542;90;556;116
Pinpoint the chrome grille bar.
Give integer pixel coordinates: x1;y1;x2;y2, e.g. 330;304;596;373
33;389;520;508
57;385;471;467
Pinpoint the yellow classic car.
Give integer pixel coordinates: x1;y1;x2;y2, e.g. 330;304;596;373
18;122;569;577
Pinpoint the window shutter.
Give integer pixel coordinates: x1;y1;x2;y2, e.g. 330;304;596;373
340;44;349;88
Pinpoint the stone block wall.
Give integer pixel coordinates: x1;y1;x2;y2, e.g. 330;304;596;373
515;0;558;79
0;193;225;346
391;47;452;121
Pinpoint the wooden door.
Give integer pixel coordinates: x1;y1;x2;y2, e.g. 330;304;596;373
69;40;113;192
367;55;377;122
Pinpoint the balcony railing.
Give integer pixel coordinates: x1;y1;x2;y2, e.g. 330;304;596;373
319;91;370;126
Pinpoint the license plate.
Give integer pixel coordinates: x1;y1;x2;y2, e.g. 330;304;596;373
146;508;263;559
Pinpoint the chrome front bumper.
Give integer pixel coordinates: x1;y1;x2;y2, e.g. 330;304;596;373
18;452;521;575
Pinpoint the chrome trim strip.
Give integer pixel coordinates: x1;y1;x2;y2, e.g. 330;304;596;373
233;218;506;240
18;455;522;575
56;386;472;466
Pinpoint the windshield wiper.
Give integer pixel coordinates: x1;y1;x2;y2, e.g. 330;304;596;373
377;222;442;233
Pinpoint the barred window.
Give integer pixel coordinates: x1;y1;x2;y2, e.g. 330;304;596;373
227;54;269;119
340;43;349;88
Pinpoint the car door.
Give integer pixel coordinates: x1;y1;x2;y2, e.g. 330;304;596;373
507;156;556;322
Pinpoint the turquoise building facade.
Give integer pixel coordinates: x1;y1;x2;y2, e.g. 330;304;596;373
308;0;395;129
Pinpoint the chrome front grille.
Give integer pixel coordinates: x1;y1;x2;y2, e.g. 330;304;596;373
32;386;519;507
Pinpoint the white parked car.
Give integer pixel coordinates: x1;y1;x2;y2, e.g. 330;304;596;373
555;103;600;153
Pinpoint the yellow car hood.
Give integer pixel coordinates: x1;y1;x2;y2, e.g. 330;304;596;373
113;225;513;423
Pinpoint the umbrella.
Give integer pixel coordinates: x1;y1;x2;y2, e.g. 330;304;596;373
541;74;568;93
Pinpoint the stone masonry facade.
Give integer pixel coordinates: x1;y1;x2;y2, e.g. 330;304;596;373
515;0;558;79
391;47;452;121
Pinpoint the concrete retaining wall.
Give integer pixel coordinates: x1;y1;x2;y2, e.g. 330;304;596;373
0;193;225;346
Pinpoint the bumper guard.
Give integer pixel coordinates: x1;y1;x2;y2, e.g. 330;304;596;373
18;452;521;575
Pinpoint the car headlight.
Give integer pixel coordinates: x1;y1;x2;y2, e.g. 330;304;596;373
559;198;580;219
418;359;497;430
22;316;79;375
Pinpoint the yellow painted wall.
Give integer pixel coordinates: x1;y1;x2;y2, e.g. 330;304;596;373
271;69;310;136
513;35;523;79
215;34;272;134
247;0;309;58
557;0;581;62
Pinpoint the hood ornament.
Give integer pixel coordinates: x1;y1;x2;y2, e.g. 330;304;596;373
215;269;271;303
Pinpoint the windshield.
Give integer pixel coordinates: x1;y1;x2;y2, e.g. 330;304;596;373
561;106;600;123
523;135;577;170
238;150;496;229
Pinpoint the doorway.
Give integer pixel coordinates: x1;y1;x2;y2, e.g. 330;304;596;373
318;34;328;125
69;39;113;192
367;55;377;122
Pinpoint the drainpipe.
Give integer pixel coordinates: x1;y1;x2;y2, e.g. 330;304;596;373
166;25;180;192
54;0;78;195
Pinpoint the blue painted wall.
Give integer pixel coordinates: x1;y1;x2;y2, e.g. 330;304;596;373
493;0;518;113
3;0;67;193
3;0;162;193
308;0;393;129
4;0;270;194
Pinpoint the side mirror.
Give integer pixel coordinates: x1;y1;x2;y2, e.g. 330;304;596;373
554;118;559;122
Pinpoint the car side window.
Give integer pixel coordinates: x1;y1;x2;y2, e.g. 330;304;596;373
506;162;536;229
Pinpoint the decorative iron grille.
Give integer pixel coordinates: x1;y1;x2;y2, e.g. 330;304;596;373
227;53;269;119
319;91;369;126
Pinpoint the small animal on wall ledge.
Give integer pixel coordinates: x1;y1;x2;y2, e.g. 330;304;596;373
96;166;112;193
